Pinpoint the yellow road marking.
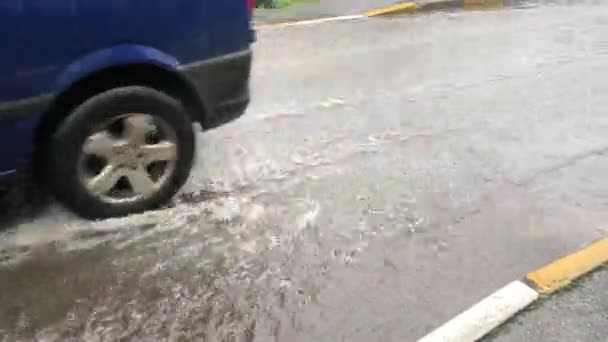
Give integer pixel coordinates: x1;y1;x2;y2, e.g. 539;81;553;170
526;238;608;294
364;2;417;17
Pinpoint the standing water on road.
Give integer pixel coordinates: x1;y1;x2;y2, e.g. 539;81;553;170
4;2;608;341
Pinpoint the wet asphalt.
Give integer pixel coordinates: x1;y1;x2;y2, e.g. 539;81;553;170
2;2;608;341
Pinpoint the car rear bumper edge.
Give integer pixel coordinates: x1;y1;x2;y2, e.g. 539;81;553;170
179;48;252;130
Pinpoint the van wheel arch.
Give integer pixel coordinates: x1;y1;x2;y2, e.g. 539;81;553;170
34;63;206;185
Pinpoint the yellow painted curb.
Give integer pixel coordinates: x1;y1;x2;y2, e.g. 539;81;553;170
364;2;417;17
526;238;608;294
463;0;504;10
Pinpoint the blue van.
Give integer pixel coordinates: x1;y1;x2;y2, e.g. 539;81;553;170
0;1;254;218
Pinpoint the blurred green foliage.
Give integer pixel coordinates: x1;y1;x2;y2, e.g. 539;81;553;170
255;0;293;9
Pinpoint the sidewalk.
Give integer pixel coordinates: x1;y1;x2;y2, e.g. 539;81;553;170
254;0;397;24
255;1;332;24
254;0;595;24
483;267;608;342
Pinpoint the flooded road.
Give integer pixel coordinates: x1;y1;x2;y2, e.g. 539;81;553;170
3;3;608;341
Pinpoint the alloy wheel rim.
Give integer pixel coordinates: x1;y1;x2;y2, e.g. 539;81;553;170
77;113;178;204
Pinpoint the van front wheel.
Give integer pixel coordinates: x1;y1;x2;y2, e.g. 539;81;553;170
46;86;195;219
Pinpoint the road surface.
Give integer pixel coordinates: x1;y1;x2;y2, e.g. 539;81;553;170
485;268;608;342
2;2;608;341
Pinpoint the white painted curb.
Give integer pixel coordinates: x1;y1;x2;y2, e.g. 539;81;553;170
255;15;364;29
417;281;539;342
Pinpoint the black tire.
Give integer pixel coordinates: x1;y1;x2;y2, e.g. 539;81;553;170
45;86;195;219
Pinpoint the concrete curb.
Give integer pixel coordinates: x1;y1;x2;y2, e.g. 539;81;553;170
365;0;505;17
255;15;364;29
417;238;608;342
255;0;509;29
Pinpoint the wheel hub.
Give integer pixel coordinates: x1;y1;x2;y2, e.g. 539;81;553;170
77;113;178;203
112;143;144;168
